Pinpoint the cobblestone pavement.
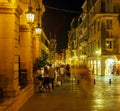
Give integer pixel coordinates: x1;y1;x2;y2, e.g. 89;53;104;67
19;75;120;111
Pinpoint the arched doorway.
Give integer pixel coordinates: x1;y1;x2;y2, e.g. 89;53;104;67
105;58;115;75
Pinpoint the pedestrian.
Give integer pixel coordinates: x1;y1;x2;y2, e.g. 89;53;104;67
60;65;65;83
65;64;71;81
48;64;55;90
79;65;93;96
55;67;60;80
43;66;50;92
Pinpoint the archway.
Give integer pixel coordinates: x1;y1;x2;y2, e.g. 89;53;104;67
105;58;115;75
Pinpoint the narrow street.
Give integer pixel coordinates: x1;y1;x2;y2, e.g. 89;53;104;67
19;75;120;111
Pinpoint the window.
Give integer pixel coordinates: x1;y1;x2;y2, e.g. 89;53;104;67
106;39;114;50
106;0;113;12
101;0;105;12
91;27;93;36
94;22;96;34
97;21;100;31
106;19;112;29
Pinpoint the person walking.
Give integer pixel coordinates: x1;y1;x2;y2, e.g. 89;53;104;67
65;64;71;81
43;66;50;92
60;65;65;84
48;64;55;90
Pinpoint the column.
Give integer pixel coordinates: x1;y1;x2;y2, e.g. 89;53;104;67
33;36;40;62
19;25;34;84
0;3;22;97
101;58;105;75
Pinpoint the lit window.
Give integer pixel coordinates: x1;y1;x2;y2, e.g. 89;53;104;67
106;39;113;50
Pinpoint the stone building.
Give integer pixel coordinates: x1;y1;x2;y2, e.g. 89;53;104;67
0;0;49;111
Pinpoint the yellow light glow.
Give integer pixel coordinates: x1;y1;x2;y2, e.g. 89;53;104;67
95;50;101;56
26;6;35;24
96;50;99;54
35;27;42;35
26;13;35;24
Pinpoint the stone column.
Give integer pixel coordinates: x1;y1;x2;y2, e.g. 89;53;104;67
19;25;34;84
101;57;105;75
0;3;22;97
33;36;40;62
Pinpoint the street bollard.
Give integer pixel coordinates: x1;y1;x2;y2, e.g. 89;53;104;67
109;79;111;84
94;79;96;84
0;88;4;103
77;80;80;85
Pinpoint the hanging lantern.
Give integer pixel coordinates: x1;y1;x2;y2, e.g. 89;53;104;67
26;6;35;24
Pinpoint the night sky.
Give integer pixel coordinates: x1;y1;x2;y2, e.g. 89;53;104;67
42;0;84;52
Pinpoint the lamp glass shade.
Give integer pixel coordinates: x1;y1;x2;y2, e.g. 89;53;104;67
26;7;35;24
35;27;42;35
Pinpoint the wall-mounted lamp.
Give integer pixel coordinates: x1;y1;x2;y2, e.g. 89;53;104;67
35;4;42;35
35;23;42;35
25;0;35;24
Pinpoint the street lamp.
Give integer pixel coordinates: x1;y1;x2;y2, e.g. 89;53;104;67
25;0;35;24
35;4;42;35
35;23;42;35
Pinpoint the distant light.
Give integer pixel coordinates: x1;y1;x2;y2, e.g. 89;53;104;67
96;50;99;54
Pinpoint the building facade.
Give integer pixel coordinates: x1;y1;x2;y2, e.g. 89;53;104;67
68;0;120;76
49;35;57;65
